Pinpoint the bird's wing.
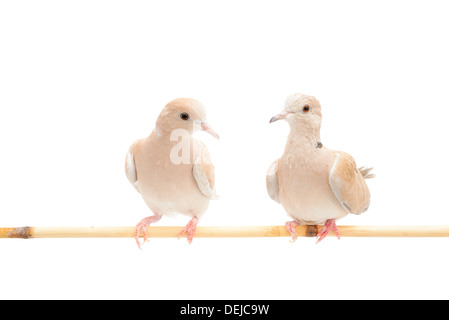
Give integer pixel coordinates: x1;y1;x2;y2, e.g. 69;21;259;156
193;142;217;199
329;152;371;214
125;142;140;193
266;159;280;203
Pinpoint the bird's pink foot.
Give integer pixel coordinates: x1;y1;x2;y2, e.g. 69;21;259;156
285;220;302;242
316;219;341;244
177;217;199;244
135;214;162;249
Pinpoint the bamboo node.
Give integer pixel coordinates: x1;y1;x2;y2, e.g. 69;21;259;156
9;227;33;239
305;225;319;237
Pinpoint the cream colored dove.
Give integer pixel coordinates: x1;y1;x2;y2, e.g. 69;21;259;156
125;98;219;248
267;93;374;243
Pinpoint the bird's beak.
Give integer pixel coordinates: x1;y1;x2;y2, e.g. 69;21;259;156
270;112;289;123
201;121;220;140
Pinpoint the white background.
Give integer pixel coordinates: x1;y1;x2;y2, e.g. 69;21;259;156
1;0;449;300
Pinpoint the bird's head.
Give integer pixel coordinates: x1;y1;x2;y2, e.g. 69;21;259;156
155;98;219;139
270;93;322;130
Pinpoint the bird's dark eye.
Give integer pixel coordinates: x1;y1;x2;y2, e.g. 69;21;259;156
180;112;190;121
302;105;310;113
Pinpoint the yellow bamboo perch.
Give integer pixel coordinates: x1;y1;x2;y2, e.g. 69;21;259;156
2;225;449;239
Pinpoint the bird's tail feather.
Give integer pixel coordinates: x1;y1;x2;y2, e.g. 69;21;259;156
358;166;376;179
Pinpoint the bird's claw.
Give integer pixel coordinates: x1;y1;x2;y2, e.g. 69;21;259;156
316;219;341;244
177;217;199;244
285;220;301;243
135;215;162;249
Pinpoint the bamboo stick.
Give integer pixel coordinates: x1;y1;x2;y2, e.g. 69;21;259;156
2;225;449;239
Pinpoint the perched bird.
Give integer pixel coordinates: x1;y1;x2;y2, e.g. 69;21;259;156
125;98;219;248
267;93;374;243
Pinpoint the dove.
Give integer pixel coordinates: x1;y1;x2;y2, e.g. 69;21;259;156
125;98;219;248
267;93;374;243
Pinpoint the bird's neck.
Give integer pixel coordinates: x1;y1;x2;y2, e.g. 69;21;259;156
150;128;193;145
286;124;322;149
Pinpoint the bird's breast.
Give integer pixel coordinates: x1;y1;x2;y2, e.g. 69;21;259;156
277;151;346;223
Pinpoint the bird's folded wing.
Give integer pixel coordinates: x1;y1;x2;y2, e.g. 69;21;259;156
193;142;217;199
329;152;371;214
266;159;280;203
125;142;140;193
